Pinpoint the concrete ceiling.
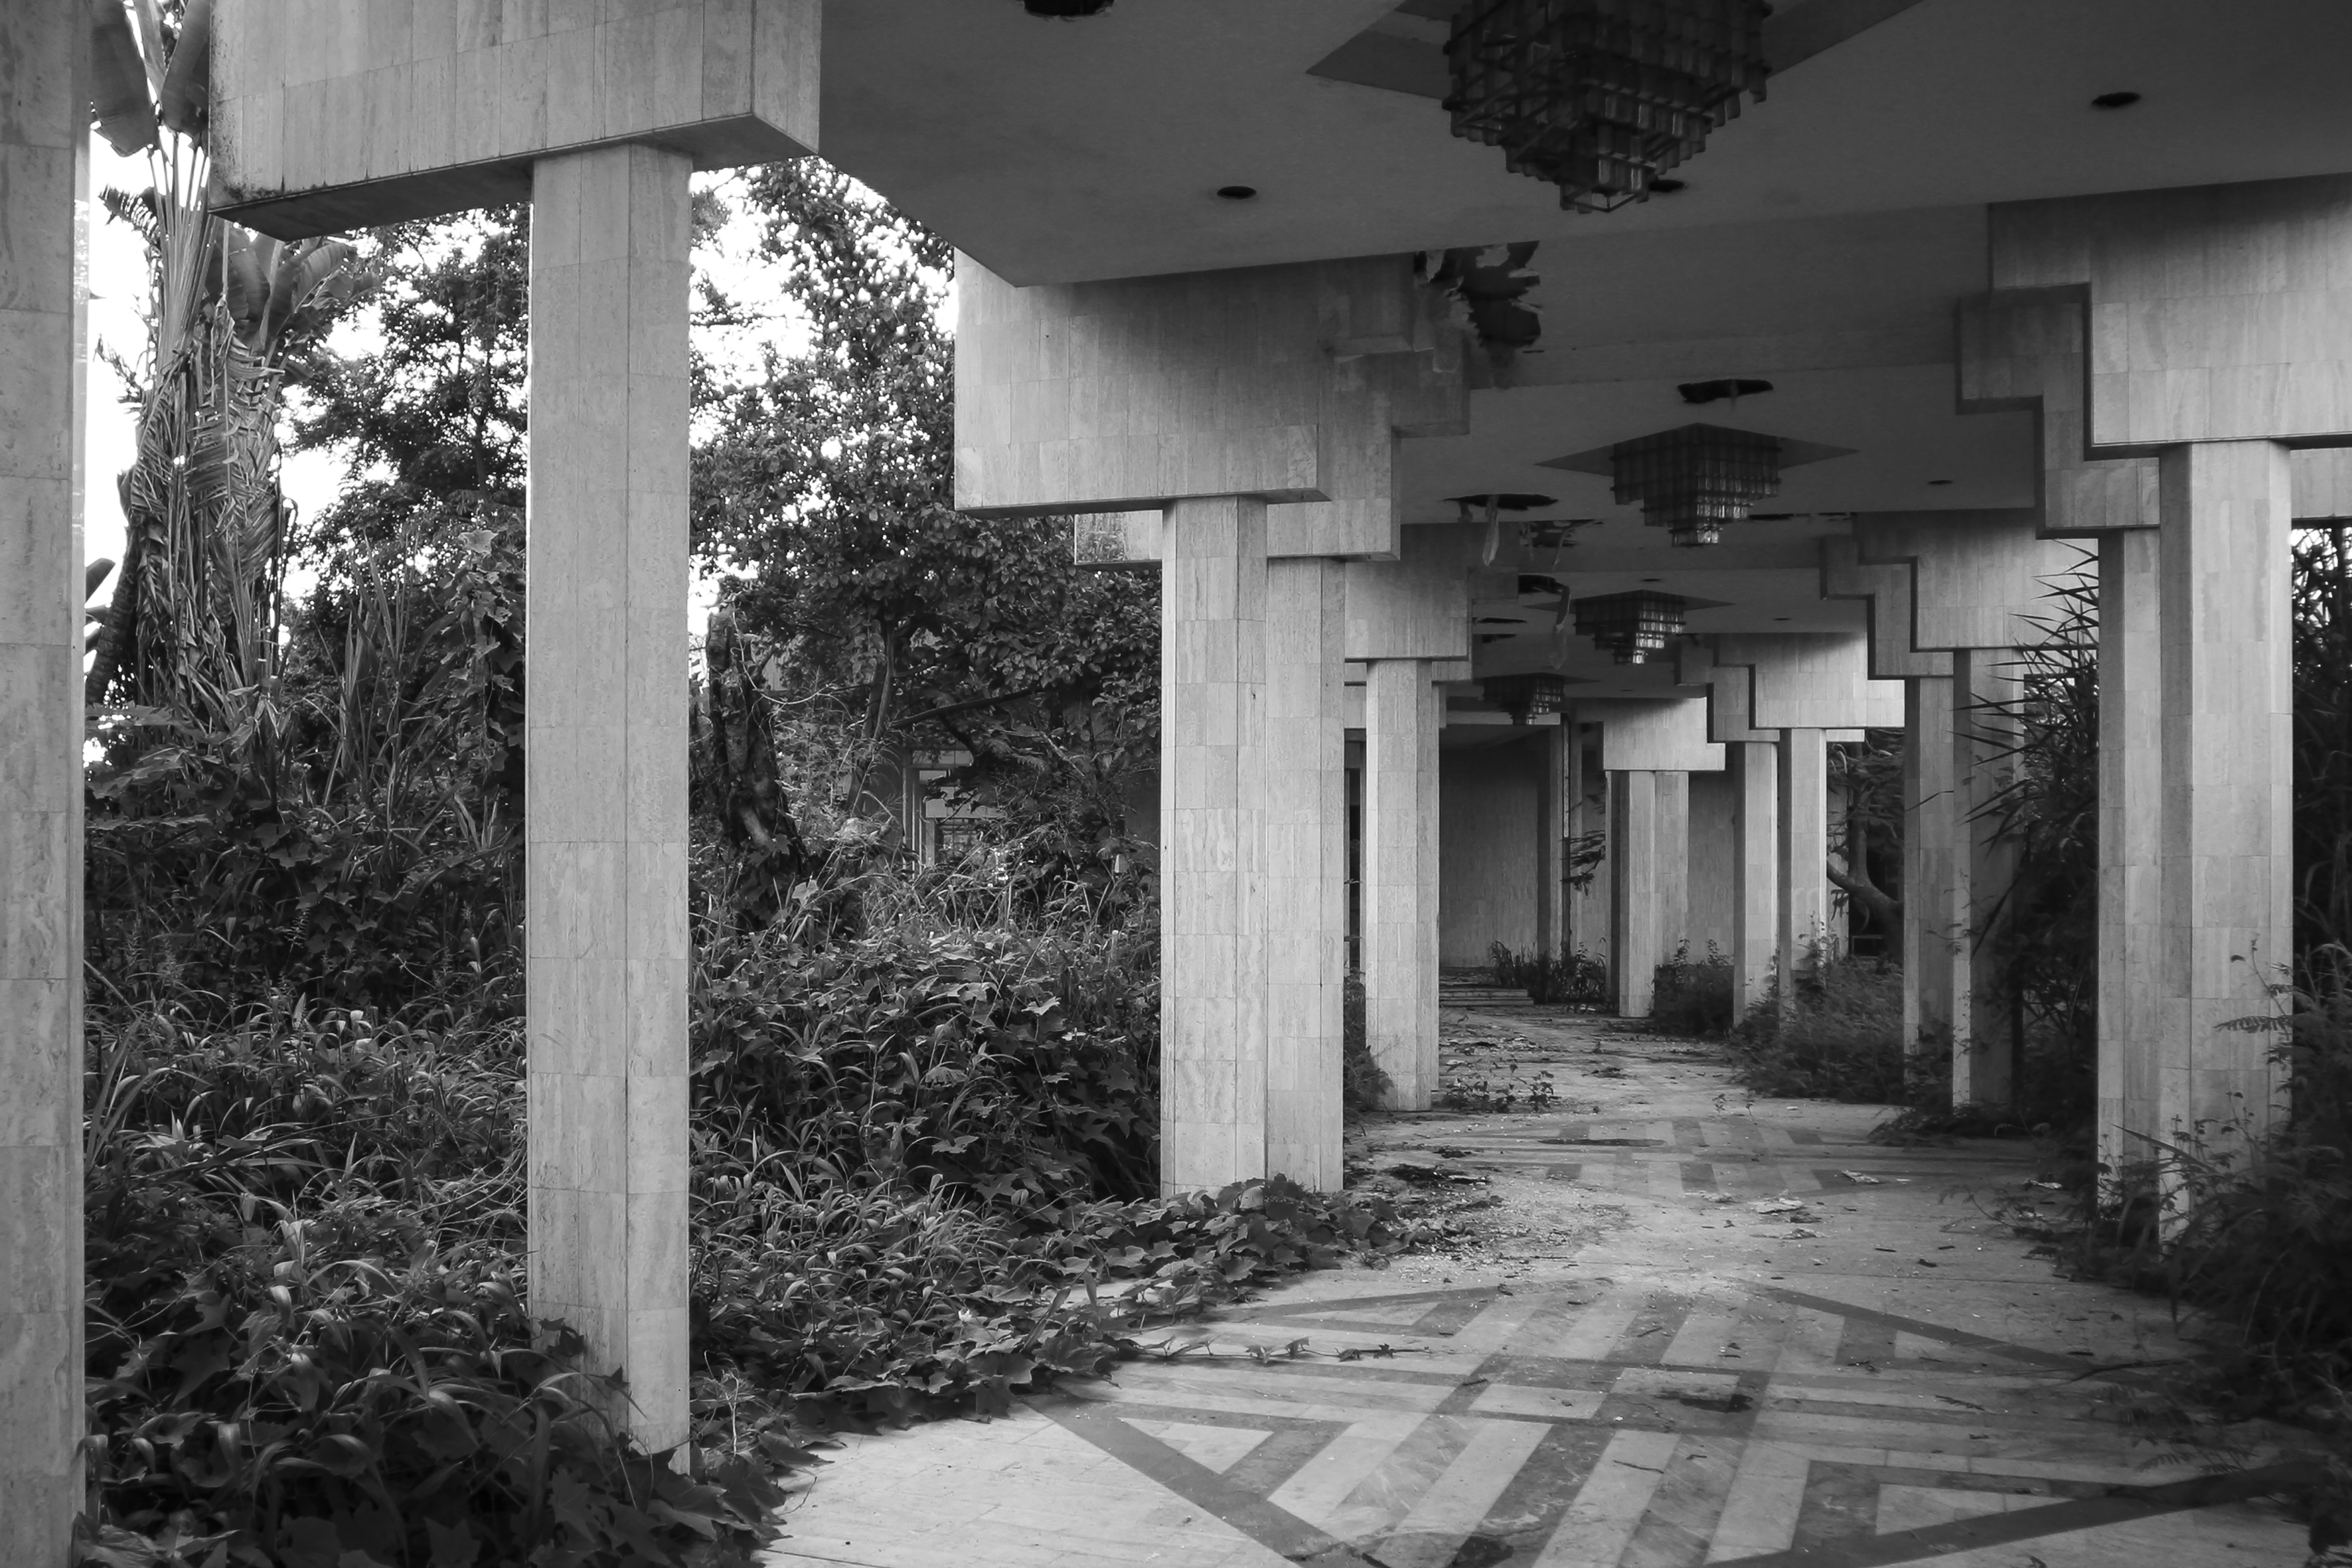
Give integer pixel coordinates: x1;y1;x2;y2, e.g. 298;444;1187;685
822;0;2352;286
816;0;2350;698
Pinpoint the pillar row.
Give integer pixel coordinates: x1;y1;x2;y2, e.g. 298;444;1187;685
1160;496;1271;1190
1366;659;1441;1109
1263;558;1346;1190
526;143;695;1450
1776;728;1830;1023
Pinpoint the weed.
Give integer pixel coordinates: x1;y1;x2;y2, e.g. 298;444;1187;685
1488;941;1608;1006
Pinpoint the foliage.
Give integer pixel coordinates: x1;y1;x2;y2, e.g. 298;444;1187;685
79;951;1427;1557
1828;731;1904;956
1649;945;1733;1037
1488;941;1608;1006
2296;529;2352;954
86;522;526;1018
79;1002;787;1567
688;162;1156;826
1728;956;1911;1105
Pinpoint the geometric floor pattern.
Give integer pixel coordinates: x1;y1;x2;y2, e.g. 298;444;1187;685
1044;1276;2306;1567
764;1008;2313;1567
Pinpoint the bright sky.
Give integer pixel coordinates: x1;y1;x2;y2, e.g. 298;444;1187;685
81;133;838;633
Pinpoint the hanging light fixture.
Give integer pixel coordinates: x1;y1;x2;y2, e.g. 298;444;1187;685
1443;0;1770;214
1482;672;1569;724
1573;591;1687;663
1610;423;1782;547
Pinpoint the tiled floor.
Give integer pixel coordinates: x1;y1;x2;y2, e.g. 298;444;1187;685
763;1004;2315;1568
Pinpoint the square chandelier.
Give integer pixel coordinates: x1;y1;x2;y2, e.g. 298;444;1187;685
1443;0;1770;213
1482;672;1569;724
1573;591;1688;664
1612;423;1782;547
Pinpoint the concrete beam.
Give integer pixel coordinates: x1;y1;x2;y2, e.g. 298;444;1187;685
212;0;820;238
957;256;1470;558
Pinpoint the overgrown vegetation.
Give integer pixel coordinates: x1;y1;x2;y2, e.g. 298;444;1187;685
1727;955;1912;1105
72;45;1399;1560
1648;945;1733;1038
1488;941;1608;1006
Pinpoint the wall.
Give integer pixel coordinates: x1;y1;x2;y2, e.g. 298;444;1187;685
1439;736;1539;968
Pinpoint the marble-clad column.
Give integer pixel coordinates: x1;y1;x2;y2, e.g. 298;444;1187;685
1366;659;1440;1108
2098;529;2163;1189
527;144;694;1450
1729;740;1777;1018
1903;677;1964;1085
1610;771;1662;1016
1263;558;1346;1190
1;3;87;1557
1656;769;1691;962
1160;497;1271;1188
2158;443;2293;1148
1776;728;1830;1024
1534;722;1566;960
1953;649;2022;1107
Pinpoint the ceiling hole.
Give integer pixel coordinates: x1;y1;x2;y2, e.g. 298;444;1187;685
1774;616;1792;622
1927;478;1954;486
1216;185;1258;200
2091;91;2142;110
1650;178;1687;193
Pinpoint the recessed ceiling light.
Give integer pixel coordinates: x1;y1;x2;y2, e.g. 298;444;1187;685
2092;92;2142;110
1927;478;1954;487
1216;185;1258;201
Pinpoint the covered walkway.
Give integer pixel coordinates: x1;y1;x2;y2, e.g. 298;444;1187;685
765;1001;2310;1568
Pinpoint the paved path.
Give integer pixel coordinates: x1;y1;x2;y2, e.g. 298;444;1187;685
763;1000;2311;1568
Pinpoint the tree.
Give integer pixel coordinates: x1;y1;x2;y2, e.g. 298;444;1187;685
690;163;1157;824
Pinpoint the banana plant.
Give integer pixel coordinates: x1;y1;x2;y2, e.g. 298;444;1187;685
83;0;370;810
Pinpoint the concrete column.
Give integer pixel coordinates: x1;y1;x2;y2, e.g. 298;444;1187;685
2157;443;2293;1146
1566;728;1607;962
1160;496;1270;1188
1366;659;1439;1107
1610;771;1663;1016
0;1;86;1555
1534;724;1566;959
1903;677;1964;1080
1954;649;2022;1108
2098;528;2163;1190
1776;728;1830;1022
1729;741;1778;1017
527;144;694;1449
1656;771;1691;961
1263;558;1345;1190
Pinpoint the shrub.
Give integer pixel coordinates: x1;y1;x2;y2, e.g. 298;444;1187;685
1488;941;1608;1006
1649;944;1733;1036
1729;955;1907;1103
80;1002;791;1568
